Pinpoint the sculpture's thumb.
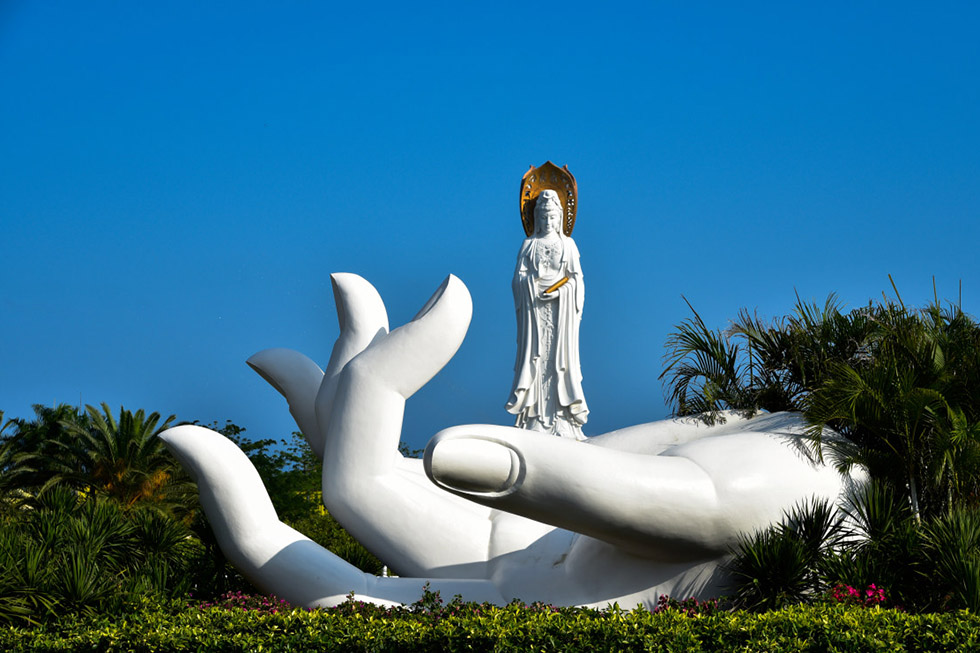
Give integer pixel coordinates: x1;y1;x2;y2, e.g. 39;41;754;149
247;348;324;457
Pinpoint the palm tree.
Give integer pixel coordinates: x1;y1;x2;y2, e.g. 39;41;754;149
0;411;20;508
805;299;980;519
56;403;193;511
659;298;751;422
5;403;195;515
0;404;88;500
662;285;980;518
660;293;875;423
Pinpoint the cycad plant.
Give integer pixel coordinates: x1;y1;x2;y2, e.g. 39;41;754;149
0;411;21;508
922;507;980;611
824;482;924;609
0;486;204;624
727;498;842;610
59;403;183;509
5;403;197;517
727;481;980;613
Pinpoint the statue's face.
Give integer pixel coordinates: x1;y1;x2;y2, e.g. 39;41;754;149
534;191;563;236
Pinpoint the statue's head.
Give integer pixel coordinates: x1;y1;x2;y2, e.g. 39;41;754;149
534;190;563;236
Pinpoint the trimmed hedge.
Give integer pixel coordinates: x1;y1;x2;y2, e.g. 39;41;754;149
2;602;979;652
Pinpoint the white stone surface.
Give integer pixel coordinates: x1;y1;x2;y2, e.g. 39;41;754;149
507;189;588;439
161;273;866;609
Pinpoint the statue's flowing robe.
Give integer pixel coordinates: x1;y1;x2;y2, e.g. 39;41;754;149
506;235;589;439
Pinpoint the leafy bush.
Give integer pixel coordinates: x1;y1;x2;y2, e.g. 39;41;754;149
653;594;721;616
727;483;980;613
0;407;387;623
2;599;979;652
0;487;210;625
921;507;980;611
727;497;845;611
1;404;195;516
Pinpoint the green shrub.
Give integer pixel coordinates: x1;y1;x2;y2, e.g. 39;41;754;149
727;483;980;613
0;487;211;625
2;601;979;652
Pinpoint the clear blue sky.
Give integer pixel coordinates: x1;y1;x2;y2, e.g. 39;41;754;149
2;2;978;451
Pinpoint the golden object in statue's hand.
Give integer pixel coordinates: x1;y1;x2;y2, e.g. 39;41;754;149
544;277;570;294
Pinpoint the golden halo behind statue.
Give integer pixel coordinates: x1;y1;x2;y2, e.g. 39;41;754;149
520;162;577;237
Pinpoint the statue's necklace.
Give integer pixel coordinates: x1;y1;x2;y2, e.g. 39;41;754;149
537;236;562;274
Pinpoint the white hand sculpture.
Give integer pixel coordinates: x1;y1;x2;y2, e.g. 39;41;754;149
161;273;864;609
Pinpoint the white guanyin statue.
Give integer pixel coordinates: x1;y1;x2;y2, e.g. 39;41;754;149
506;163;588;440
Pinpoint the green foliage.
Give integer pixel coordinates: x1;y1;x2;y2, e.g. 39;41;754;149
0;486;209;626
921;507;980;611
0;403;195;517
660;293;875;422
288;515;382;573
828;482;925;609
63;404;183;508
805;297;980;519
662;285;980;519
3;600;980;652
728;484;980;614
727;498;842;611
205;422;321;523
0;405;386;619
0;404;88;499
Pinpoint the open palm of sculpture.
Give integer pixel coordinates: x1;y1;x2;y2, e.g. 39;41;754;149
161;274;864;609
